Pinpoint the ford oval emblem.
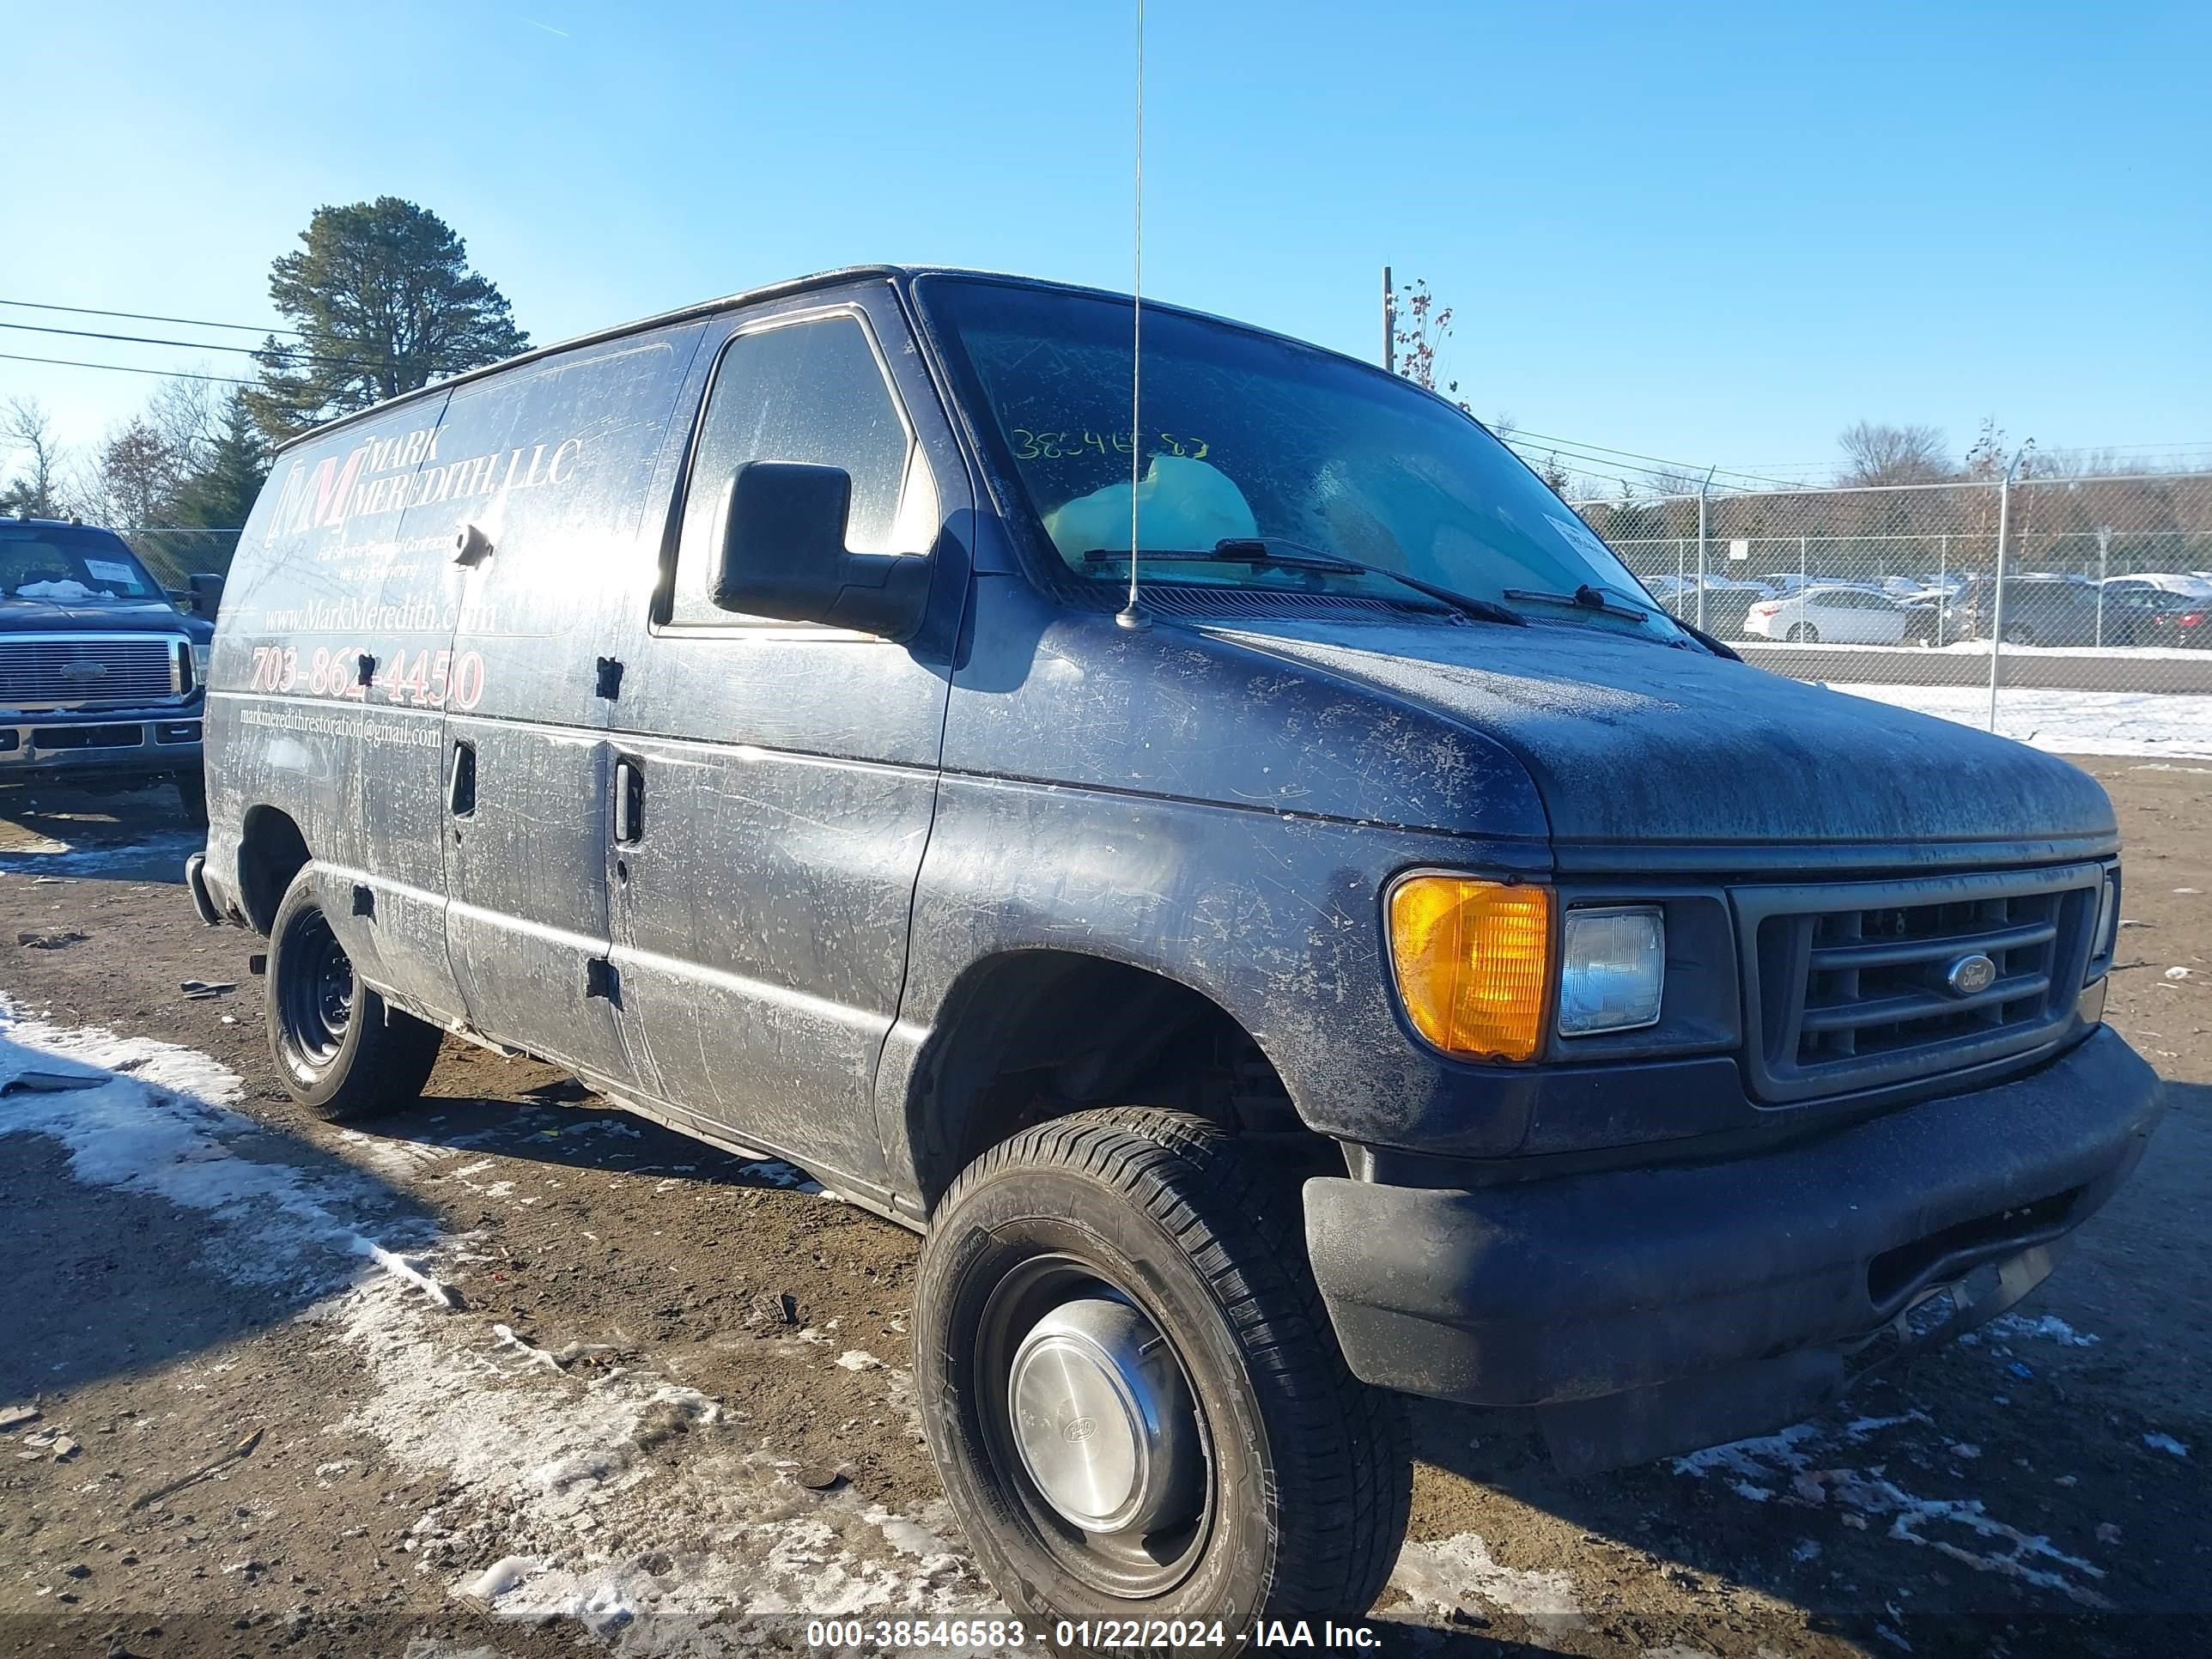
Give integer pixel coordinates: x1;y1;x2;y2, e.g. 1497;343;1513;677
1063;1415;1098;1443
1946;953;1998;997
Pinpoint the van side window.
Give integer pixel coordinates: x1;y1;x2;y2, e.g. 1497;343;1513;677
669;313;937;626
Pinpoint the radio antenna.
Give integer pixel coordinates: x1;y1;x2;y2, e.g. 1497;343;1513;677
1115;0;1152;631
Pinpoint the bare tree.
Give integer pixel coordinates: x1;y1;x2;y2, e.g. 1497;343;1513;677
1389;278;1470;411
145;376;223;477
84;417;191;532
1837;422;1953;487
1961;416;2014;483
2;396;70;517
1647;466;1708;498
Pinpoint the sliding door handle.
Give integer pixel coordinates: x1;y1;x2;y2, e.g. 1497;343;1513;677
447;738;477;818
613;757;644;845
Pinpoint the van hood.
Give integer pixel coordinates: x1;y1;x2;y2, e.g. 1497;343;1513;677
1207;619;2117;864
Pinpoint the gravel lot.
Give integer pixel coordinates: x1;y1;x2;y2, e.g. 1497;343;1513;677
3;762;2208;1659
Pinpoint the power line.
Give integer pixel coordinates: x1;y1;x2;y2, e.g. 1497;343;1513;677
1504;436;1730;491
1500;428;1808;490
0;318;471;377
0;350;254;386
0;296;301;337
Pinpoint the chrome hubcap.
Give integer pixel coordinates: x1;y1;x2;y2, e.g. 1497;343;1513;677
1007;1295;1200;1535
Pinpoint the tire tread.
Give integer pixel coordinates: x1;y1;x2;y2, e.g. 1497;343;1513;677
926;1107;1411;1622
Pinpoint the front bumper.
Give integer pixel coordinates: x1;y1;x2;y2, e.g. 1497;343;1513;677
0;709;202;781
1304;1024;2163;1469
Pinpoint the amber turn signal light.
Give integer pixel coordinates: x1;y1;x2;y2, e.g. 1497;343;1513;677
1386;876;1553;1061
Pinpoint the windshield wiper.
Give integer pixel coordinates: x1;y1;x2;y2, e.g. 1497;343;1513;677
1501;582;1650;622
1082;537;1526;627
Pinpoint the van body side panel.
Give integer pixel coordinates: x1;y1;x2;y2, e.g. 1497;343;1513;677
606;285;971;1188
425;327;705;1081
203;396;465;1016
875;578;1553;1198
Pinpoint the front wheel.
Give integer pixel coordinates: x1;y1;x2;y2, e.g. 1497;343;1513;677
915;1109;1410;1644
266;870;443;1121
173;770;208;827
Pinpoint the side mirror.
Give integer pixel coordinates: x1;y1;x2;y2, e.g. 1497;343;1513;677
712;461;930;641
188;572;225;617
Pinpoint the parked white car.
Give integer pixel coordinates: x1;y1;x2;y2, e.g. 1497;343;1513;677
1743;584;1914;644
2102;573;2212;604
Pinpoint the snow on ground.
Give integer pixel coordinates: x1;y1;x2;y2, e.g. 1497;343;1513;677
1738;640;2212;661
1671;1407;2110;1607
0;994;997;1648
0;993;435;1295
1388;1532;1585;1638
21;989;2138;1645
0;826;204;875
1834;684;2212;757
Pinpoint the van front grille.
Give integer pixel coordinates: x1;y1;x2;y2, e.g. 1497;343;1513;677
1735;864;2104;1103
0;635;184;708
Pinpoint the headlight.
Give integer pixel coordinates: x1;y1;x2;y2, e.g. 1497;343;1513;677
1558;904;1665;1036
1386;875;1552;1060
191;640;212;687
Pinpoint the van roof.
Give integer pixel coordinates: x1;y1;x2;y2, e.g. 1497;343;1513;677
276;265;1372;455
276;264;902;453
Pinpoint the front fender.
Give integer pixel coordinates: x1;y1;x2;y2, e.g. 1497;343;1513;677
876;772;1553;1198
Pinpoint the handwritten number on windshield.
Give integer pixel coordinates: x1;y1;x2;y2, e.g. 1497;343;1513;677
1011;428;1210;463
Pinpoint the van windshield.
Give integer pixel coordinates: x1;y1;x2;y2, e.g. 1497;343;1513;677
920;277;1678;639
0;526;162;603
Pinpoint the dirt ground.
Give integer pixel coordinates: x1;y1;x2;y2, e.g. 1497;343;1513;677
2;761;2208;1659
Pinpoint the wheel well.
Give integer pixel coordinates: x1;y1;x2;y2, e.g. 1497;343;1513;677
238;805;310;934
906;951;1341;1215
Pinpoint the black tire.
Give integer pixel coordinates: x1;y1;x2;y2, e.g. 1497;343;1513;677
915;1109;1411;1645
265;870;442;1122
173;770;208;827
1787;622;1819;643
2002;623;2037;647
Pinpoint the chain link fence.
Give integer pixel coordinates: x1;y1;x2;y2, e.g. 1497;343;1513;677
123;527;242;592
71;478;2212;758
1574;473;2212;753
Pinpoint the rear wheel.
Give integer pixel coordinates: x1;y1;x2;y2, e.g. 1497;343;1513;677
915;1109;1410;1647
2002;623;2038;646
266;870;442;1121
1787;622;1819;643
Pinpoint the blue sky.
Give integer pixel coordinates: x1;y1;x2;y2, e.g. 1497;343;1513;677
4;0;2206;492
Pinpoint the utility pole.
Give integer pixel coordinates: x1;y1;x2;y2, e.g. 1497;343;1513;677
1382;266;1395;374
1695;465;1717;632
2095;525;2112;647
1986;444;2031;732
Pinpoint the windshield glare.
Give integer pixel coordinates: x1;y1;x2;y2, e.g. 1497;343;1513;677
922;278;1677;638
0;528;161;602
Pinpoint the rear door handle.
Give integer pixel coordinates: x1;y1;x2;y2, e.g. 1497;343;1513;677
447;738;477;817
613;757;644;844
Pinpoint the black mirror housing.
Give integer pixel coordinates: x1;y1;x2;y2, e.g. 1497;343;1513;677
712;461;931;641
188;572;225;617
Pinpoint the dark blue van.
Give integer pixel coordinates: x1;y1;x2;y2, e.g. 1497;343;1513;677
188;269;2162;1638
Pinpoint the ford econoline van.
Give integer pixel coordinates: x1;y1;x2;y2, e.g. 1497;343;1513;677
187;268;2163;1637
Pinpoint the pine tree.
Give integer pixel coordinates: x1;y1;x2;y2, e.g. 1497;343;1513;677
243;198;529;441
172;392;270;529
